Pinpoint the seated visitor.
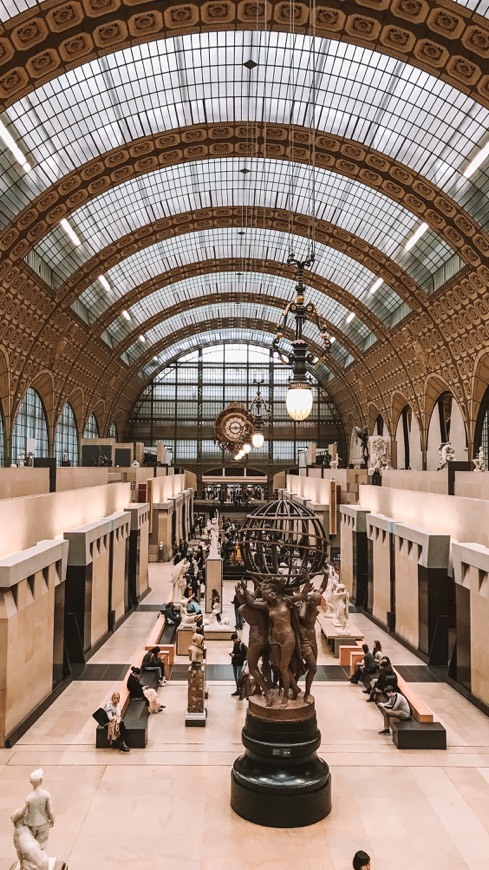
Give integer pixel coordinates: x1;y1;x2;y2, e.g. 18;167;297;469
349;644;377;684
141;647;166;686
127;667;165;713
162;602;181;627
378;685;411;735
186;595;201;615
364;657;398;702
372;640;383;665
103;692;130;752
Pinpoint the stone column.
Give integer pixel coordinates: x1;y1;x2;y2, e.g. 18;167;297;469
150;501;173;561
393;522;452;662
0;538;68;744
340;505;369;608
126;502;150;605
366;513;398;628
452;542;489;702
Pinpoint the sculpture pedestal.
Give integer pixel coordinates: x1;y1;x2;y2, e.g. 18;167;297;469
231;695;331;827
185;664;206;727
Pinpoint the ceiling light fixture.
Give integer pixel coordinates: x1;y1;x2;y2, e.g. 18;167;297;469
139;334;146;343
60;218;81;247
405;221;429;251
122;309;131;321
346;312;355;324
0;119;31;172
464;141;489;179
249;380;271;449
369;278;383;295
98;275;111;292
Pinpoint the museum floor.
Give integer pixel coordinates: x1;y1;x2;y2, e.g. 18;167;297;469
2;564;489;870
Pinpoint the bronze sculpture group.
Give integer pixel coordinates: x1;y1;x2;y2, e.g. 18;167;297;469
233;571;327;708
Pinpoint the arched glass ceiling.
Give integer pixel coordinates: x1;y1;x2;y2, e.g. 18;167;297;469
139;327;334;385
122;301;346;368
31;158;457;292
75;228;407;329
1;32;488;228
100;272;372;358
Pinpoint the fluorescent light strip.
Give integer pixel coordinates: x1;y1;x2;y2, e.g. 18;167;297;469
346;312;355;324
405;222;429;251
464;141;489;179
121;309;131;321
330;336;336;343
98;275;111;292
0;119;31;172
369;278;383;295
60;218;81;247
153;356;159;361
139;334;146;343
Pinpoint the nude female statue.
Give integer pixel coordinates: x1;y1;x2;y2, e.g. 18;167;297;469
296;573;328;703
235;582;273;704
252;582;305;707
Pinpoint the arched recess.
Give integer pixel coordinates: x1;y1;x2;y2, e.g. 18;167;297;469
473;387;489;470
395;405;422;470
470;350;489;452
83;413;99;439
368;404;390;438
54;403;79;466
11;387;49;462
0;401;5;467
108;422;118;440
426;393;467;470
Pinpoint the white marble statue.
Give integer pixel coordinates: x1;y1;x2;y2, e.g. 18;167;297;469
437;441;455;470
11;768;54;870
179;596;202;628
330;455;341;469
332;583;350;633
171;558;189;601
368;435;390;473
324;564;340;617
472;447;486;472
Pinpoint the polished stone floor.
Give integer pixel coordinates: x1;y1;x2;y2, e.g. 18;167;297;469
2;563;489;869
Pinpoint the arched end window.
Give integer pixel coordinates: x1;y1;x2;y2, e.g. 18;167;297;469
55;403;79;466
374;414;384;436
109;422;118;440
0;405;4;467
12;388;49;461
83;413;99;439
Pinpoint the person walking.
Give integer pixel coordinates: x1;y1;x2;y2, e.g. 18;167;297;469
229;633;247;696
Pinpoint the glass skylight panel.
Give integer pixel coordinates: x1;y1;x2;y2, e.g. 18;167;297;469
31;157;457;293
2;30;489;226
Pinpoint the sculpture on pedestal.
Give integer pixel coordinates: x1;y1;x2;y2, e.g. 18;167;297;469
324;564;339;616
368;436;390;473
11;768;54;870
354;425;369;468
437;441;455;470
330;455;341;469
172;558;190;600
188;632;205;668
231;499;332;827
472;447;486;472
332;583;350;633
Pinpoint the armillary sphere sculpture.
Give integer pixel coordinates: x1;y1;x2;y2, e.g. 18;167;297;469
231;499;332;828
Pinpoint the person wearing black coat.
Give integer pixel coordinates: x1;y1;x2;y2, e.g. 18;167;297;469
364;657;398;702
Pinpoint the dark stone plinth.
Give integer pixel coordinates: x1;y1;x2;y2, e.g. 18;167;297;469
231;696;332;827
392;719;447;750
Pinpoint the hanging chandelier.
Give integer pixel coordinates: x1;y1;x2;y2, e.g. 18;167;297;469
249;380;271;449
272;255;332;421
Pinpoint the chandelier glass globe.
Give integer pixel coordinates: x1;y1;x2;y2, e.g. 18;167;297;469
286;382;313;421
252;430;265;449
243;443;251;454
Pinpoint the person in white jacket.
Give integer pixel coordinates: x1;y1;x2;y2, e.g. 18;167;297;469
378;685;411;735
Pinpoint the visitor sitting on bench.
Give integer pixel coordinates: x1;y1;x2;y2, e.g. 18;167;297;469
162;602;181;627
127;666;165;713
378;685;411;735
142;648;166;686
364;656;398;702
349;644;377;684
372;640;383;665
103;692;130;752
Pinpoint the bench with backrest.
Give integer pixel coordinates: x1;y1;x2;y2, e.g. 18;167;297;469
349;661;447;749
96;613;170;749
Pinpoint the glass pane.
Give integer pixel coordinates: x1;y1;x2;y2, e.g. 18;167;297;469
11;388;49;460
54;403;79;466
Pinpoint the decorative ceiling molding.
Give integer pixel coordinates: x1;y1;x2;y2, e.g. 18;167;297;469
0;0;488;113
109;291;361;358
1;124;486;270
87;260;387;341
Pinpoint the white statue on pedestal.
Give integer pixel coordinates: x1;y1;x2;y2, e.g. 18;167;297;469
437;441;455;470
472;447;486;472
330;455;341;469
11;768;54;870
368;436;390;473
332;583;350;633
171;558;189;601
324;564;340;617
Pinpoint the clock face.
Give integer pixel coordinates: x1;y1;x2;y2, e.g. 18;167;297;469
213;403;255;454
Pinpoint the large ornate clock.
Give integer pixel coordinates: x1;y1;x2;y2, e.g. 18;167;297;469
213;403;255;455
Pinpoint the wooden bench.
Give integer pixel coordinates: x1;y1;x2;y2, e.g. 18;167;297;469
96;614;169;749
316;611;364;657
